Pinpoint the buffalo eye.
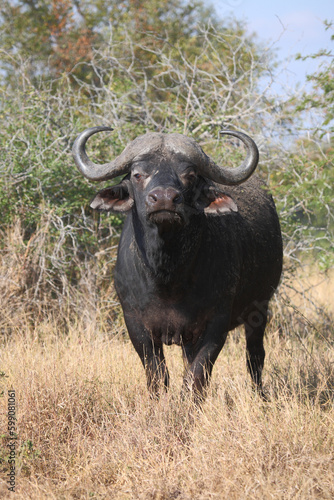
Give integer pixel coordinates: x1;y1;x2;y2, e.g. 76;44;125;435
186;172;196;182
133;173;142;180
181;169;197;184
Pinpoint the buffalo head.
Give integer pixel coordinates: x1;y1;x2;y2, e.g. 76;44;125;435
72;127;259;232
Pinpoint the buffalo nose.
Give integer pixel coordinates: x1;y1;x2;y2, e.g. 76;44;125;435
147;187;183;209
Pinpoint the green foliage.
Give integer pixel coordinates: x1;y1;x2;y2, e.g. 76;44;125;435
0;76;125;314
276;21;334;269
1;85;84;228
272;141;334;269
0;0;217;86
0;0;98;84
296;20;334;134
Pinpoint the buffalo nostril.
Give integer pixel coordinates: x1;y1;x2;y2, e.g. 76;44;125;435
149;193;158;203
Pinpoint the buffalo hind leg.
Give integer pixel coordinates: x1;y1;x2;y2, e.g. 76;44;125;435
244;302;268;397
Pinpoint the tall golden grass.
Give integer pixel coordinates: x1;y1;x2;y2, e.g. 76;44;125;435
0;222;333;499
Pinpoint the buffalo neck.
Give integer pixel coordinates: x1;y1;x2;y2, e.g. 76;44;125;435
130;209;204;287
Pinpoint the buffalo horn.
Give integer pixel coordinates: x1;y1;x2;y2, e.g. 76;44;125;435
72;126;143;181
72;126;259;185
200;130;259;185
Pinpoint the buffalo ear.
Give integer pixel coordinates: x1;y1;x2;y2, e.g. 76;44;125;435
204;193;238;214
198;185;238;215
90;185;134;213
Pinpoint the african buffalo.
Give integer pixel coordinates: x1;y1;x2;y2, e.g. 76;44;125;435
72;127;282;401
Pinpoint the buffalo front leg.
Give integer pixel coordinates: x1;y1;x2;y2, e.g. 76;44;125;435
124;315;169;397
181;316;229;404
143;342;169;397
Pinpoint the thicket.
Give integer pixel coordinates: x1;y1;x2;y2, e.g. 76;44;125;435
0;0;333;331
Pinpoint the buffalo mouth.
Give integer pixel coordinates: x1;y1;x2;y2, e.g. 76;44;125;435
148;210;183;227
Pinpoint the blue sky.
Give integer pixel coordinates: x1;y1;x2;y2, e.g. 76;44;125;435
208;0;333;91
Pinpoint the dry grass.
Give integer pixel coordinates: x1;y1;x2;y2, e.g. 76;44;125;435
0;315;333;499
284;265;334;316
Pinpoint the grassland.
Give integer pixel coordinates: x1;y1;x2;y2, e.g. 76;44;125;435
0;289;333;499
